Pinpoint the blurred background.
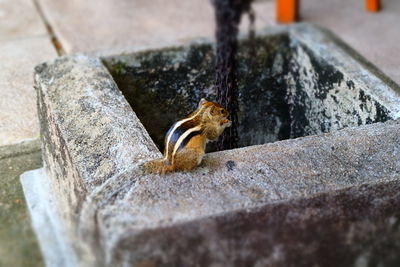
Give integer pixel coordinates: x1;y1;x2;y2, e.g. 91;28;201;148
0;0;398;266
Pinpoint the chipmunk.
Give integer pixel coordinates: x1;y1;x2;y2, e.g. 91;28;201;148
144;98;231;174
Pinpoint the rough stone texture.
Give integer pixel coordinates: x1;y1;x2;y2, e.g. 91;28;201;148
302;0;400;86
0;0;48;41
104;24;400;150
34;54;160;265
0;37;57;146
0;142;43;267
285;26;400;138
21;168;69;267
30;24;400;266
37;0;275;55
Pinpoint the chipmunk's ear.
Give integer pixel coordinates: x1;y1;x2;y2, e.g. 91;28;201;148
198;98;208;107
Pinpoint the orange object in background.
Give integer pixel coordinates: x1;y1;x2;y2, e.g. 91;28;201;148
277;0;381;24
366;0;380;12
277;0;299;24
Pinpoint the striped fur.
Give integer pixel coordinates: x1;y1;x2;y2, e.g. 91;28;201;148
171;125;202;165
143;99;231;174
164;118;203;165
164;104;209;164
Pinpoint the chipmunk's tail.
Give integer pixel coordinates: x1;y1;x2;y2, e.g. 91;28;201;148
142;158;172;174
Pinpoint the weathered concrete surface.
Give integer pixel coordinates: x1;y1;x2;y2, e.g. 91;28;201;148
24;120;400;266
21;168;69;267
0;0;48;41
286;25;400;138
301;0;400;86
37;0;275;55
0;37;57;146
104;24;400;150
0;141;43;267
34;54;159;265
30;24;400;266
90;118;400;266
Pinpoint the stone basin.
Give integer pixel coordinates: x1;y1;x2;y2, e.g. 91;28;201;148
23;23;400;266
103;26;398;151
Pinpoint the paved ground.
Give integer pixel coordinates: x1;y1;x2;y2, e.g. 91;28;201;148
0;0;399;265
0;0;54;265
0;38;56;146
36;0;400;84
0;141;43;267
37;0;275;55
0;0;56;146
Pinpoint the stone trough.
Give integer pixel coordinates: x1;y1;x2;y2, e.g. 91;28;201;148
22;23;400;266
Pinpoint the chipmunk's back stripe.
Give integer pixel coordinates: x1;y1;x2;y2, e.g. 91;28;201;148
164;106;205;160
165;120;198;164
171;125;202;164
177;129;202;152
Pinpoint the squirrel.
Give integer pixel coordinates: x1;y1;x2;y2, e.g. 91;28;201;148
143;98;232;174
